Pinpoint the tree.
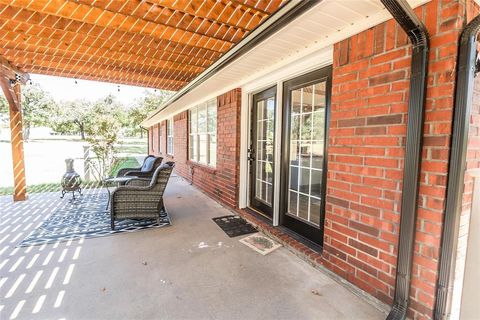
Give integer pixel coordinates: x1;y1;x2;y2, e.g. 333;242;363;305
85;102;122;181
21;84;56;140
128;90;172;137
51;100;95;139
0;94;8;124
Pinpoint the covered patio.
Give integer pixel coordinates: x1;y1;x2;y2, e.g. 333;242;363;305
0;0;287;201
0;177;384;319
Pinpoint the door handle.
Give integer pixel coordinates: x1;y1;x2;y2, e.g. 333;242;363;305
247;148;256;162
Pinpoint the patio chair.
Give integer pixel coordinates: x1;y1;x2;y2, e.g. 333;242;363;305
110;162;175;230
116;155;163;179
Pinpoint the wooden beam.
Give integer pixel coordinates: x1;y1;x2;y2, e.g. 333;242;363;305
74;0;246;42
227;0;271;16
151;0;266;30
0;37;210;71
10;55;195;84
0;78;27;201
0;0;232;52
0;6;226;57
19;66;187;90
0;74;19;110
1;47;205;79
0;55;30;85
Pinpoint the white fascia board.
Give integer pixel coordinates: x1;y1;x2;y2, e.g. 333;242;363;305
142;0;430;127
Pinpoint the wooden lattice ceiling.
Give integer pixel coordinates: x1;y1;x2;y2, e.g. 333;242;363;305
0;0;285;91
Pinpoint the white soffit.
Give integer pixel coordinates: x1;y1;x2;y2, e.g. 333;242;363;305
143;0;430;126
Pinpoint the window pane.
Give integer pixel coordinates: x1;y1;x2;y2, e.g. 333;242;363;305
209;134;216;166
313;82;326;111
288;191;298;216
298;194;309;220
302;86;313;113
168;137;173;154
207;101;216;133
199;134;207;163
287;79;327;226
198;104;207;133
189;135;196;161
190;108;197;134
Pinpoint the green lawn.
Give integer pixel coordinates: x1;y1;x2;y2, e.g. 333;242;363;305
0;156;142;196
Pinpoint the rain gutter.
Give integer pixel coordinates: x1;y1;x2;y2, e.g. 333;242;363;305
379;1;429;319
434;14;480;320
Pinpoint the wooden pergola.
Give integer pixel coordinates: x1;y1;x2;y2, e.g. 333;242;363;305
0;0;284;200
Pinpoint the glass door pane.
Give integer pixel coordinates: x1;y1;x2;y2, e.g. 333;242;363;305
286;81;326;226
249;86;276;218
255;97;275;205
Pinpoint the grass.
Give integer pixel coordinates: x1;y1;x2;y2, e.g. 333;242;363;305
110;156;141;176
0;157;142;196
0;181;104;196
116;144;147;154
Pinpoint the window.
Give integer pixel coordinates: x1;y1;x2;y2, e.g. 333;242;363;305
167;118;174;155
189;99;217;166
158;123;162;153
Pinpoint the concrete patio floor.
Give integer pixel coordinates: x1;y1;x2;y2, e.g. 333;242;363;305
0;176;386;320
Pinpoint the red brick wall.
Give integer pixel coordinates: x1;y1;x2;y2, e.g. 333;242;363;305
148;88;242;209
148;124;160;155
324;1;469;318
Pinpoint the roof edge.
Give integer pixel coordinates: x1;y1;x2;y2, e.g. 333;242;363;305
141;0;322;127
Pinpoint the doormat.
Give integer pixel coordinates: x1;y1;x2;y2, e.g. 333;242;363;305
212;215;257;238
239;233;282;255
19;193;171;247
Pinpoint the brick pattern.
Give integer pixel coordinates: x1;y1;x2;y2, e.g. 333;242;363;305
148;88;242;209
324;1;469;318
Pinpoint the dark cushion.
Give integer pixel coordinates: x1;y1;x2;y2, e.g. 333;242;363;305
141;156;156;172
160;161;175;169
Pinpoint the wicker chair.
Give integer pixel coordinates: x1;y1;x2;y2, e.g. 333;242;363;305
116;155;163;179
110;162;175;230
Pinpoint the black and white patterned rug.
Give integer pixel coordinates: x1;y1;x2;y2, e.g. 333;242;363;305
19;193;171;247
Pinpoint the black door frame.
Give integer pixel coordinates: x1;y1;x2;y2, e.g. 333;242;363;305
279;66;332;245
249;85;277;218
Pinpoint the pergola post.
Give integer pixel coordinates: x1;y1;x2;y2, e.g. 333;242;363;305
9;84;27;201
1;56;29;201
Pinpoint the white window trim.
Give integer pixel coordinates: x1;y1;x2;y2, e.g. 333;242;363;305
167;118;174;155
188;99;217;167
158;123;162;153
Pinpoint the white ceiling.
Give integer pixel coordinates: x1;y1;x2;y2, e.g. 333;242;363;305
143;0;430;127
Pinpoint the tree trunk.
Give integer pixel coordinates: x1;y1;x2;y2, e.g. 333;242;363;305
79;124;85;140
140;130;143;139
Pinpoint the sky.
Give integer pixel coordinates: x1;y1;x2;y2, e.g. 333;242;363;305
29;74;163;106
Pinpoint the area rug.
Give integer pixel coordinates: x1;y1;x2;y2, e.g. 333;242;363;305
19;193;171;247
212;215;257;238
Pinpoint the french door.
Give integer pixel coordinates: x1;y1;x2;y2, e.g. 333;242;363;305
280;67;331;245
249;86;276;218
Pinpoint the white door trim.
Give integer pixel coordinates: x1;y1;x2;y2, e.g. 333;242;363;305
238;46;333;227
